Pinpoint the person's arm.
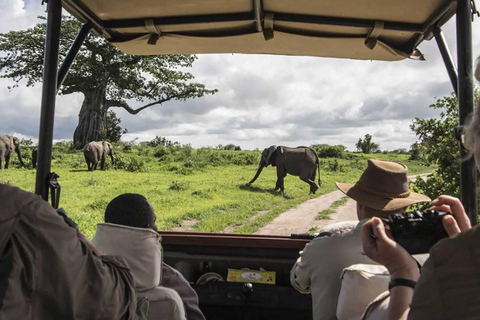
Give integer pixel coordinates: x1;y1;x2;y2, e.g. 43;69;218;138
77;230;104;256
361;218;419;320
290;250;312;293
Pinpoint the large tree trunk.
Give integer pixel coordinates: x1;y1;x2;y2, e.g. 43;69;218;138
73;86;108;149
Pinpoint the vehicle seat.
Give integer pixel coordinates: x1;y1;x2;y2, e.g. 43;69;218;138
92;223;186;320
336;264;389;320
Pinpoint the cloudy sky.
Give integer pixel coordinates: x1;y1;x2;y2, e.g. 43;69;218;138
1;0;479;151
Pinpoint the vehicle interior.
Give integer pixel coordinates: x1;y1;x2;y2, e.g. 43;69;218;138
31;0;477;319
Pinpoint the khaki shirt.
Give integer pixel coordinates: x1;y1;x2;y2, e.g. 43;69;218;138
291;219;378;320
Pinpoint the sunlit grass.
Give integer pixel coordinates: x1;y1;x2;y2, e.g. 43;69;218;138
0;150;434;238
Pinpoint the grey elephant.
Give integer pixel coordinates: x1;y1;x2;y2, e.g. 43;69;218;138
32;148;38;169
0;135;25;169
248;146;321;194
83;141;114;171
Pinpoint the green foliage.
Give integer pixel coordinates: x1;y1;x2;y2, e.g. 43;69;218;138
169;180;190;191
98;110;127;143
20;138;34;147
148;136;179;148
312;144;347;158
409;142;424;161
217;144;242;151
356;134;380;153
113;154;147;172
409;94;461;198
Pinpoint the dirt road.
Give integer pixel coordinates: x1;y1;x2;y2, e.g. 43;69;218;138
254;191;356;236
254;173;431;236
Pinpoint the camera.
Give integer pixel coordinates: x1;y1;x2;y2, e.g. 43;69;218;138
387;210;450;254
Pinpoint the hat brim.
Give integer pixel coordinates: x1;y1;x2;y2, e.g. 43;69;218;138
336;182;431;211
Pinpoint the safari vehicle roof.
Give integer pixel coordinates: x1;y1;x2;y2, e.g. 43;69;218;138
36;0;477;224
62;0;456;60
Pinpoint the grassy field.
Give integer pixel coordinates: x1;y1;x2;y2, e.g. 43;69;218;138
0;146;434;238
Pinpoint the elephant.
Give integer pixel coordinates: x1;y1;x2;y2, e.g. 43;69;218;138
83;141;114;171
0;135;25;169
248;146;321;194
32;148;38;169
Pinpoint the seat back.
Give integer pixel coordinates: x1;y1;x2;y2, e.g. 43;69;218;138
92;223;163;290
361;291;390;320
140;286;187;320
92;223;186;320
336;264;389;320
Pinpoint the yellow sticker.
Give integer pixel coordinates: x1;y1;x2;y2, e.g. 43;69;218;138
227;269;276;285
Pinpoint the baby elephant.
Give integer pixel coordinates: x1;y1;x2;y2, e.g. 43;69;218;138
83;141;114;171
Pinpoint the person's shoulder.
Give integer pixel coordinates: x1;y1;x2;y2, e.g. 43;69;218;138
307;227;358;248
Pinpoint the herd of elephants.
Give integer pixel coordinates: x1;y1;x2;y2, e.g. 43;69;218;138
0;135;322;194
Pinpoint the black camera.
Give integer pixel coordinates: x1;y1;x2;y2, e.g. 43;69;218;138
387;210;450;254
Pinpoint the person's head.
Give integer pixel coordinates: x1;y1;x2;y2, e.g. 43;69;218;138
336;159;431;220
105;193;157;231
462;57;480;170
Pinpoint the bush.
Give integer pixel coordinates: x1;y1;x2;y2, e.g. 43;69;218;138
154;146;170;158
313;145;347;158
113;154;146;172
169;180;190;191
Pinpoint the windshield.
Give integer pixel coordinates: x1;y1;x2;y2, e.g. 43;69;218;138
0;4;478;238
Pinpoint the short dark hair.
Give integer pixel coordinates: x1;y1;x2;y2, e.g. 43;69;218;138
105;193;155;228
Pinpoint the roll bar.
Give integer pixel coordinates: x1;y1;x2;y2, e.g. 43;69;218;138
35;0;477;224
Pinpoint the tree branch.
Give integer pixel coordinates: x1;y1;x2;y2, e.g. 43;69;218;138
106;96;175;114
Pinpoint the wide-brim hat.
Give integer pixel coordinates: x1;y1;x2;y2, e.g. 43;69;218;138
336;159;431;211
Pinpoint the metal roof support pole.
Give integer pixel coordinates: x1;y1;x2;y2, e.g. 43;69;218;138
57;22;92;91
35;0;62;200
432;26;458;96
457;0;477;225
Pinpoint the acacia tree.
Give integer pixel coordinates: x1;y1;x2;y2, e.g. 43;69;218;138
0;16;217;148
356;134;380;153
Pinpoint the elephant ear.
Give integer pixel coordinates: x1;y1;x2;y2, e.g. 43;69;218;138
264;145;277;166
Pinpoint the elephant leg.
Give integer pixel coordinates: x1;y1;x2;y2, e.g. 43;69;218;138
276;167;287;192
300;176;318;194
5;153;11;169
300;172;318;194
100;156;106;170
0;150;4;169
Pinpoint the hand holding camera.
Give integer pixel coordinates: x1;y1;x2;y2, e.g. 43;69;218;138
387;210;450;255
362;195;472;279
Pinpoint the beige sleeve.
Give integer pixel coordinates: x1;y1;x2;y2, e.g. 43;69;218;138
290;248;312;293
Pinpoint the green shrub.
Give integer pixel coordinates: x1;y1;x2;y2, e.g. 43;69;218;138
113;154;146;172
169;180;190;191
313;144;347;158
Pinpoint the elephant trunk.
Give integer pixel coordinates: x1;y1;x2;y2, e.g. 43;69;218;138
16;146;25;167
248;164;265;184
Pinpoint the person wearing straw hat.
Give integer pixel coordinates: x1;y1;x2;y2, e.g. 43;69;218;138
290;159;430;320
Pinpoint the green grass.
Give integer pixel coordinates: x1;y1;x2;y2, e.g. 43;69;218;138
315;196;349;220
0;148;434;238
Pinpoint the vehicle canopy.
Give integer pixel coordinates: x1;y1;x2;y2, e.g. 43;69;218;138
36;0;478;222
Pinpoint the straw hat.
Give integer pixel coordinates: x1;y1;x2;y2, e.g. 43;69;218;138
336;159;431;211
